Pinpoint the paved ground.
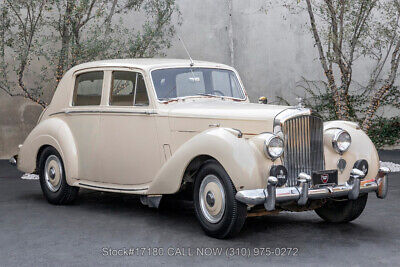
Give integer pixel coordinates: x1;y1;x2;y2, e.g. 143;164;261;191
0;151;399;266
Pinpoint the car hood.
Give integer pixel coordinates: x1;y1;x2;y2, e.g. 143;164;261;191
165;100;292;134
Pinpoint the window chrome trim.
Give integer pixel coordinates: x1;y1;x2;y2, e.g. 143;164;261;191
72;70;105;107
108;71;150;107
149;66;248;103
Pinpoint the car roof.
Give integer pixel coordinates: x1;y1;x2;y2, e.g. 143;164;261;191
70;58;233;72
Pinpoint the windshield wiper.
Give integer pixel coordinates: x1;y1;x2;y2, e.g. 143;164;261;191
159;93;225;101
196;93;224;98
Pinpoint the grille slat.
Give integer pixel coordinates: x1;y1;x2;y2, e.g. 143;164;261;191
282;115;324;186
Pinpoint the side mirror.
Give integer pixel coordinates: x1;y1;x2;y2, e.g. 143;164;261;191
258;96;268;104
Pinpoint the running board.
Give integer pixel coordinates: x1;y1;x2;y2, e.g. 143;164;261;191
76;180;148;194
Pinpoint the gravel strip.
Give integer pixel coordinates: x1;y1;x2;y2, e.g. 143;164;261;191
380;161;400;173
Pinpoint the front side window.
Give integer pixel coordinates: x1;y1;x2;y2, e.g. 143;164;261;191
73;71;103;106
110;71;149;106
151;68;245;100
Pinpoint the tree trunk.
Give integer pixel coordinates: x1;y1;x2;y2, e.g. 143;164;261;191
105;0;118;34
362;40;400;131
55;0;74;85
305;0;346;120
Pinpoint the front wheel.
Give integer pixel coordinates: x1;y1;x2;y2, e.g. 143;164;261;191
193;160;247;239
39;147;79;205
315;194;368;223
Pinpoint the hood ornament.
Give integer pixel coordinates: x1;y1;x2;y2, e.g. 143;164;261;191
296;97;304;108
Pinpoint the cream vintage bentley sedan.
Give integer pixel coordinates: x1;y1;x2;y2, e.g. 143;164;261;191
11;59;389;238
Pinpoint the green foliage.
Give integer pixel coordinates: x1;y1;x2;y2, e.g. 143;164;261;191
0;0;180;106
277;78;400;148
272;0;400;146
368;117;400;147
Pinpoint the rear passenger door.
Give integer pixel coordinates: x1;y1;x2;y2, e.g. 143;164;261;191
98;69;162;186
65;70;105;181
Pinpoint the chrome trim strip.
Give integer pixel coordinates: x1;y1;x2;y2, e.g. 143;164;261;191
177;130;197;133
50;110;157;116
78;183;148;192
273;107;313;130
100;110;157;115
49;111;66;116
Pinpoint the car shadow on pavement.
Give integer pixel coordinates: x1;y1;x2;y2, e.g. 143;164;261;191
52;189;385;240
11;179;387;246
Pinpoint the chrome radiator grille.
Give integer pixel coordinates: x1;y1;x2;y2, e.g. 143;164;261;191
282;115;324;186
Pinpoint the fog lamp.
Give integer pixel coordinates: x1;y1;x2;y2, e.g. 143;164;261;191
270;165;287;187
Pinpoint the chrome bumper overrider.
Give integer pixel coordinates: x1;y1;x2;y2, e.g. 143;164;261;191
236;167;390;211
9;156;17;166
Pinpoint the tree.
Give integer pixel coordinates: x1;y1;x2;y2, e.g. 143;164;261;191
275;0;400;133
0;0;179;108
0;0;48;107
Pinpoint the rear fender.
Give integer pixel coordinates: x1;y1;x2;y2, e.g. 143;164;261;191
17;118;78;184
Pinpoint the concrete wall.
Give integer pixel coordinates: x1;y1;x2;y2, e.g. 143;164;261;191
166;0;324;103
0;0;396;158
0;95;43;158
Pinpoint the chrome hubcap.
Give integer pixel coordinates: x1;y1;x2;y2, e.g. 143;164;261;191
44;155;62;192
199;175;225;224
206;191;215;207
49;167;56;179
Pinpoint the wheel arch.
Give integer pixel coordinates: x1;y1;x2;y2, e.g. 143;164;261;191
36;144;52;173
146;128;267;195
182;155;216;182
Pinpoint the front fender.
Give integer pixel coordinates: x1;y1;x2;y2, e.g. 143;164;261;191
17;117;78;184
323;121;379;184
147;128;273;194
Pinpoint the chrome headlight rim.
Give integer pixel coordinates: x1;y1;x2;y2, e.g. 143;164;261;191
332;129;351;154
263;133;284;160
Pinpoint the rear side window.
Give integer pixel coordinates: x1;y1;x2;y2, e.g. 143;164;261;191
73;71;103;106
110;71;149;106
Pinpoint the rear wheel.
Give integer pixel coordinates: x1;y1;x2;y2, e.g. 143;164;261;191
315;194;368;223
193;160;247;239
39;147;79;205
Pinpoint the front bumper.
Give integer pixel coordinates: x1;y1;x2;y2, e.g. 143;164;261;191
236;167;390;211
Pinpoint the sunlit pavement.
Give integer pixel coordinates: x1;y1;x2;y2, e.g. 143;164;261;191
0;150;399;266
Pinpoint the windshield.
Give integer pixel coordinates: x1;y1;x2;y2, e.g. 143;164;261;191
151;68;245;100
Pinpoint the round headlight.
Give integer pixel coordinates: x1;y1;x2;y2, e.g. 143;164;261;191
264;134;284;160
332;129;351;153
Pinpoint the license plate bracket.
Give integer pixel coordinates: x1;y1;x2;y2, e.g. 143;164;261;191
312;170;338;187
